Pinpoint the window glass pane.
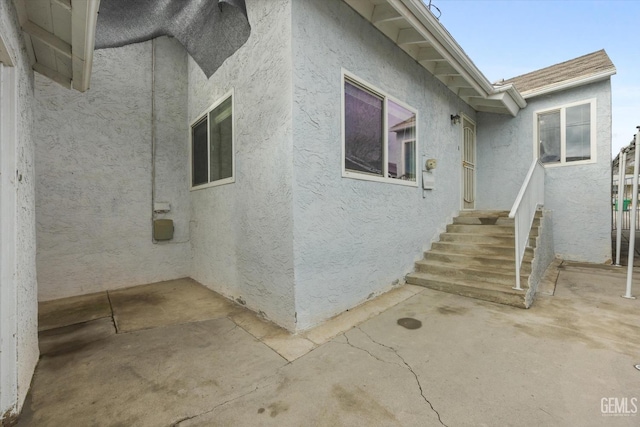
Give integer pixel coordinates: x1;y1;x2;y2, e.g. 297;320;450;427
388;100;416;181
404;140;416;179
210;96;233;182
192;117;208;186
538;111;560;164
344;80;383;176
565;103;591;162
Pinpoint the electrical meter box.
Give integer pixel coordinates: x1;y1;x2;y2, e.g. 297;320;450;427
154;219;174;241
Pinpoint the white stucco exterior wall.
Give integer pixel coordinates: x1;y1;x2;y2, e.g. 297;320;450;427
290;0;475;329
187;0;296;330
34;38;191;300
476;80;613;263
0;0;39;418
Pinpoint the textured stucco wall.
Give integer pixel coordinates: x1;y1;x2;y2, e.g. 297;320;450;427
35;38;191;300
526;210;555;306
291;0;475;329
188;0;296;330
152;38;191;246
477;81;612;263
0;0;39;416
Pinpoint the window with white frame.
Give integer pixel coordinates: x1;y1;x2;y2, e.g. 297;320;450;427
342;73;417;185
535;99;596;165
190;91;234;189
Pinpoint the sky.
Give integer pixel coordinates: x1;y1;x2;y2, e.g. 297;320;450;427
429;0;640;157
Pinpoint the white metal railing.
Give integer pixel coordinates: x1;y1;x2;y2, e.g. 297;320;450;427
623;129;640;300
509;159;545;290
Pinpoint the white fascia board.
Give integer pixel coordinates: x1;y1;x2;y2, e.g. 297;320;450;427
485;91;519;117
71;0;100;92
389;0;488;98
491;83;527;111
395;0;524;115
520;68;617;99
397;0;495;94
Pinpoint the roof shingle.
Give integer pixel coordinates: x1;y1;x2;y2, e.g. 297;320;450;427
497;49;615;96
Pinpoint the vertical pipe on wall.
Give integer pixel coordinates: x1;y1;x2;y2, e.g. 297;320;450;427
623;129;639;299
615;148;626;265
151;39;157;243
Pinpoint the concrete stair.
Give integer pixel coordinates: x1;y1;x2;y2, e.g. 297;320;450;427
406;210;542;308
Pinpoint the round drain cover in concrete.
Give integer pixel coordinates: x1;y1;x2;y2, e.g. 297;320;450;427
397;318;422;330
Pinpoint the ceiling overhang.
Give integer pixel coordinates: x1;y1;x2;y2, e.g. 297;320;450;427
343;0;526;116
13;0;100;92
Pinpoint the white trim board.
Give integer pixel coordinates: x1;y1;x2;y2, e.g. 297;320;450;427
532;98;597;168
340;69;419;188
0;61;19;418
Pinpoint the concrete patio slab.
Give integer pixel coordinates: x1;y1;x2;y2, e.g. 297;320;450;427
229;311;319;362
260;333;316;362
18;264;640;426
358;288;639;426
180;334;442;427
20;318;288;427
537;257;562;296
303;284;423;346
39;317;116;357
38;291;111;332
109;278;243;333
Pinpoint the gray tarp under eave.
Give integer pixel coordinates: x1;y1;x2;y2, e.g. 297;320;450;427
95;0;250;78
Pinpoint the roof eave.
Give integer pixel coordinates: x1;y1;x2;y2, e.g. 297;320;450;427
342;0;525;116
519;68;617;99
395;0;525;115
397;0;495;96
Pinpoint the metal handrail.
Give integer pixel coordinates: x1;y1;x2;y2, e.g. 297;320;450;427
509;159;545;290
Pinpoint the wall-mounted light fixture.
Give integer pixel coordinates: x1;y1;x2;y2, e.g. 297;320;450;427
450;114;461;125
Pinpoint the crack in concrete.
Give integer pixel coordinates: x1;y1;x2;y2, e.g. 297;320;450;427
341;333;403;368
170;366;288;426
356;327;447;427
105;291;119;333
220;322;239;336
170;386;259;426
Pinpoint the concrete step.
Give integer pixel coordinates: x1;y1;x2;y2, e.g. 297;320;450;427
414;260;529;287
457;210;542;219
440;232;537;248
406;271;528;308
407;209;543;309
431;242;533;258
457;210;510;218
453;216;540;227
453;216;513;225
423;251;533;273
446;224;515;235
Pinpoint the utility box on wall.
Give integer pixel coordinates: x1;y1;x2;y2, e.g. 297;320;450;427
153;219;174;241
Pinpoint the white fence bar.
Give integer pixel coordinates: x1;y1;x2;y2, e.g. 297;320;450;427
509;159;545;291
624;129;640;299
615;148;626;265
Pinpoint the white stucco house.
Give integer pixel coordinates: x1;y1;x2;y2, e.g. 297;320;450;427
0;0;615;419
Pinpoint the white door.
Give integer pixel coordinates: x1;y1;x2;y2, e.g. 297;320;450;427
462;118;476;210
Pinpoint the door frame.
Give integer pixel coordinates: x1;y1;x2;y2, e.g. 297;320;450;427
460;114;476;210
0;31;18;418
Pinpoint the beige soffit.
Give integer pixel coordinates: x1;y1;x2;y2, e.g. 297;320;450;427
13;0;100;92
342;0;526;116
497;49;617;99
